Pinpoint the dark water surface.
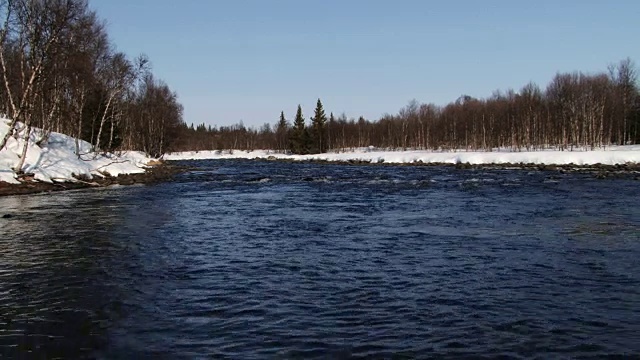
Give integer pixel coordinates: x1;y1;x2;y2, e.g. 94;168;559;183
1;160;639;359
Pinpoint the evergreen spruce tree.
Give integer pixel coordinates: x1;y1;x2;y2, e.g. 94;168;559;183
310;98;328;153
276;111;288;152
302;127;312;155
290;105;308;154
278;111;287;129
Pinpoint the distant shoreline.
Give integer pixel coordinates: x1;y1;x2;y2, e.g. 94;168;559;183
166;156;640;180
189;155;640;168
164;146;640;167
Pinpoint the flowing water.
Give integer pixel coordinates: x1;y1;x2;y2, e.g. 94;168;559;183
1;160;639;359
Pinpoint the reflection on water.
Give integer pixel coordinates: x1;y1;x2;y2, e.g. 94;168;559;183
1;160;639;358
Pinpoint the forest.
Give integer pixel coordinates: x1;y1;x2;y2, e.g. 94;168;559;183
0;0;183;161
1;1;639;159
174;59;640;154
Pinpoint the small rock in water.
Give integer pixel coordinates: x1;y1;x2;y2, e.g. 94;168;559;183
2;214;13;219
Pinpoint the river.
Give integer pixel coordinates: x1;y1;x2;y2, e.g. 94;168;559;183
1;160;639;358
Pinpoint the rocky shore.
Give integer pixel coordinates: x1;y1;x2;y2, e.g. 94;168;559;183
0;163;189;197
256;156;640;179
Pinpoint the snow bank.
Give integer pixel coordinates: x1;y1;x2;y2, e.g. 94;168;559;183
1;118;152;184
165;146;640;166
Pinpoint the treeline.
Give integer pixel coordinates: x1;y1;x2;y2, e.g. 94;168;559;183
0;0;183;166
174;59;639;153
169;99;328;154
4;0;635;165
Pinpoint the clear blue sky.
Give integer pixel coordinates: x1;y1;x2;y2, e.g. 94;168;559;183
91;0;640;128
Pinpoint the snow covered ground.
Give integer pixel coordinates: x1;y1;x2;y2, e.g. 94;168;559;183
1;118;152;184
3;114;639;186
165;146;640;166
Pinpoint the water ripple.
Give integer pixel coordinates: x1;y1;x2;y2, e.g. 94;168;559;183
1;160;639;358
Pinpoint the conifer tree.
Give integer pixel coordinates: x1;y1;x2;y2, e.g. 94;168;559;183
276;111;289;152
290;105;308;154
302;127;312;154
278;111;287;129
310;99;328;153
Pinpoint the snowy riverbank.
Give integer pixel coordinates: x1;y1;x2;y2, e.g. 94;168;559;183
165;146;640;166
1;118;153;184
3;115;640;186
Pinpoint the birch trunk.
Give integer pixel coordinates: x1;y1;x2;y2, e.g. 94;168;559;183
13;120;31;173
93;92;116;152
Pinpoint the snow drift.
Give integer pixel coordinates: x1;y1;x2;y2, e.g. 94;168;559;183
0;118;152;184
